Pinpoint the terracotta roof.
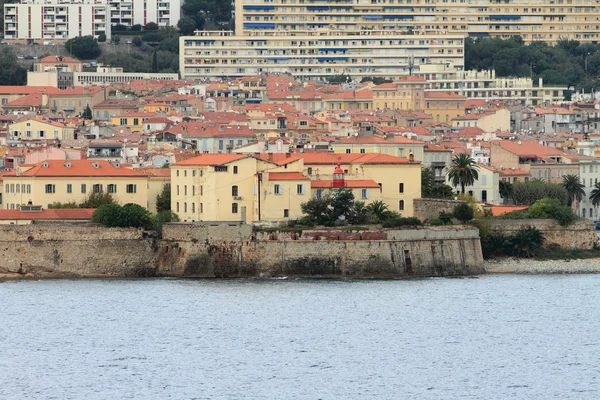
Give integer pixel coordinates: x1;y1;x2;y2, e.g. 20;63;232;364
488;206;528;216
134;166;171;177
38;55;81;64
0;208;95;220
173;154;248;166
268;172;310;181
4;93;44;108
18;160;145;177
494;140;561;157
166;122;256;138
311;179;380;188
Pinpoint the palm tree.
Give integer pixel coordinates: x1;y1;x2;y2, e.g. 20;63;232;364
447;153;480;195
590;182;600;207
366;200;390;221
562;174;585;207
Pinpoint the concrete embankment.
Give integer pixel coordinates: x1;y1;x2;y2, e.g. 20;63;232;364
485;258;600;274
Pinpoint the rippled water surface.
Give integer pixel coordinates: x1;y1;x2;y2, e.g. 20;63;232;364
1;275;599;399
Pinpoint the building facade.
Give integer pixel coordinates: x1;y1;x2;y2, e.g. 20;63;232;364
180;31;464;81
234;0;600;43
4;0;180;43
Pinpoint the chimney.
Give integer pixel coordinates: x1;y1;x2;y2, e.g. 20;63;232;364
268;153;273;161
286;152;291;158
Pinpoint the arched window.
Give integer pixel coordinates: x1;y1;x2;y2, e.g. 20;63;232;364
232;185;238;196
399;200;405;211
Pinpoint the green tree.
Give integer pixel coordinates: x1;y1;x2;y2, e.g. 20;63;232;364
131;24;142;32
562;174;585;207
97;33;107;43
144;22;159;31
589;182;600;207
421;166;454;198
0;47;27;86
499;180;513;204
80;192;115;208
112;35;121;45
92;203;122;226
152;51;159;73
155;210;180;237
156;185;171;213
453;202;474;222
120;203;154;229
65;36;101;59
447;154;479;195
132;36;143;47
82;104;92;120
510;227;545;258
300;195;332;225
177;17;197;35
328;74;351;84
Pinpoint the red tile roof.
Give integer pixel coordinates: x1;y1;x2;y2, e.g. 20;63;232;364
268;172;310;181
18;160;145;177
494;140;561;157
424;92;466;99
38;55;81;64
311;179;380;188
0;208;95;220
488;206;529;216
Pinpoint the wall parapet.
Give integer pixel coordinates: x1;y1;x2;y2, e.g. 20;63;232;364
414;198;466;221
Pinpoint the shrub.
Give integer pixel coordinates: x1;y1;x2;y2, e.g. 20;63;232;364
483;232;511;258
132;36;143;47
92;203;154;229
438;211;454;225
509;227;545;258
97;33;106;43
296;216;315;227
131;24;142;32
80;192;115;208
382;217;422;228
92;203;122;226
524;198;576;226
154;210;179;237
453;203;474;222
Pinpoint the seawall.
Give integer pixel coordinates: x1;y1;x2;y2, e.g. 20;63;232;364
159;224;484;278
0;223;158;279
0;223;485;279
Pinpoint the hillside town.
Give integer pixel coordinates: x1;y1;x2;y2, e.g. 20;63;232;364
0;0;599;226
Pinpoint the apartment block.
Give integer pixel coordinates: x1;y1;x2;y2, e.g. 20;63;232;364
234;0;600;43
4;0;180;43
180;31;464;81
4;0;110;43
109;0;180;28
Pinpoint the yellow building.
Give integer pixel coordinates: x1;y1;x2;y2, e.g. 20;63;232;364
424;92;466;124
110;112;156;131
8;118;75;141
322;89;373;112
143;103;175;114
171;152;422;222
134;166;171;213
3;160;149;210
373;77;427;111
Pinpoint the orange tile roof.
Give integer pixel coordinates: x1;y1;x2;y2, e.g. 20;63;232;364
495;140;561;157
311;179;380;188
38;55;81;64
173;154;248;166
489;206;528;216
0;208;95;220
134;166;171;177
18;160;145;177
4;93;44;108
268;172;310;181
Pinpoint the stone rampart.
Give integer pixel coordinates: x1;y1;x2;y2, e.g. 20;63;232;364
488;219;596;249
160;224;484;278
414;198;465;221
0;223;157;278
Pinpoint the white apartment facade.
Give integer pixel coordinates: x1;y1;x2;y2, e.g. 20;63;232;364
180;30;464;81
4;0;110;43
4;0;180;43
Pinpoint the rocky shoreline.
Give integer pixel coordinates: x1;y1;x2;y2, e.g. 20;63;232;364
485;257;600;274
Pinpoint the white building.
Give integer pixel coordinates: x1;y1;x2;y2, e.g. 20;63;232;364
448;164;501;205
577;157;600;221
4;0;180;43
109;0;180;28
4;0;110;43
180;30;464;81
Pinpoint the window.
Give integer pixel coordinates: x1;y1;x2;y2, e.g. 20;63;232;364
120;118;127;125
107;184;117;193
233;166;238;174
184;185;187;196
360;148;366;154
184;202;187;212
399;200;405;211
45;184;56;194
399;183;404;193
192;203;195;213
93;184;102;193
200;185;203;196
126;184;137;193
133;118;139;126
192;186;195;196
345;149;351;154
274;184;282;195
38;130;45;138
67;184;72;194
214;166;228;172
232;203;238;213
177;185;180;195
218;140;224;150
184;170;187;177
177;170;179;177
481;190;487;202
81;184;86;193
232;185;238;196
16;184;19;193
176;202;180;212
297;184;305;195
315;189;324;199
192;170;196;177
200;203;203;213
307;167;313;175
284;209;289;218
361;189;369;199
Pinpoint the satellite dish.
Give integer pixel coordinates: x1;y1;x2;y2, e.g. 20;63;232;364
354;132;359;137
518;141;522;145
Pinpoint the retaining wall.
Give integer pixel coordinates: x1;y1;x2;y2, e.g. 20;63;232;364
488;219;597;249
414;198;465;221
